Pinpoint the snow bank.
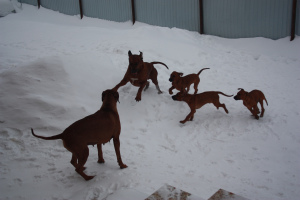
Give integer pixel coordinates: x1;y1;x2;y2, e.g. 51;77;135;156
0;0;15;17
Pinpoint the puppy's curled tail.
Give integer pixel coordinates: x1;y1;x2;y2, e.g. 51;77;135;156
218;92;233;97
151;62;169;70
31;128;63;140
197;68;210;75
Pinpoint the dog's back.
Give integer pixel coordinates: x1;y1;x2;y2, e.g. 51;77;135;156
249;90;268;105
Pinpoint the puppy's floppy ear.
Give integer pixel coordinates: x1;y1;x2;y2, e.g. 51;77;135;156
128;50;132;57
179;72;183;77
238;88;243;91
139;51;143;60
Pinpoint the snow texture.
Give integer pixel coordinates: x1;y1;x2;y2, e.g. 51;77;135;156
0;3;300;200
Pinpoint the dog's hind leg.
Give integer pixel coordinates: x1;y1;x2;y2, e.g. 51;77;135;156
258;100;265;117
70;154;78;168
97;144;105;163
75;147;94;181
150;68;163;94
144;81;150;91
213;100;229;114
113;138;127;169
193;80;200;94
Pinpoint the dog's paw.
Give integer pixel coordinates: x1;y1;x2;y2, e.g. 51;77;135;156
180;120;186;124
97;159;105;164
120;164;128;169
135;95;141;101
85;175;95;181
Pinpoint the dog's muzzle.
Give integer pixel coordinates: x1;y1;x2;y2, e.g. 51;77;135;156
233;96;240;100
169;78;173;82
172;95;178;101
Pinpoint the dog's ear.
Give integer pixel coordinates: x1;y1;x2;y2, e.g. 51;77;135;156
128;50;132;57
139;51;143;60
113;91;120;103
101;91;106;102
238;88;243;91
179;72;183;77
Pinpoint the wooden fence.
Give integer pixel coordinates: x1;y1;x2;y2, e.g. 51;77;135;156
19;0;299;40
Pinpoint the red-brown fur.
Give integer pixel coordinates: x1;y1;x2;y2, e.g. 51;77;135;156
169;68;209;95
172;91;232;124
113;51;168;102
31;89;127;181
234;88;268;120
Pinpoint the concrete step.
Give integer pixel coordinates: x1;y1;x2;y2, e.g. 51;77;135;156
104;184;250;200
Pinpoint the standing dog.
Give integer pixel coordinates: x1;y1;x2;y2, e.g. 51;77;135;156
31;89;127;181
169;68;209;95
172;91;233;124
113;51;169;102
234;88;268;120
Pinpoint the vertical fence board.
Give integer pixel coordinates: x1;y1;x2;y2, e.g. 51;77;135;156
17;0;298;40
203;0;293;39
40;0;80;15
81;0;131;22
135;0;200;32
18;0;37;6
296;0;300;36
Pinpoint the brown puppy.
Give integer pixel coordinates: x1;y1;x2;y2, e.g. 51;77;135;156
31;89;127;181
234;88;268;120
172;91;233;124
113;51;169;102
169;68;209;95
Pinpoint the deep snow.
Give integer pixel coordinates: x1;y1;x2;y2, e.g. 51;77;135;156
0;3;300;200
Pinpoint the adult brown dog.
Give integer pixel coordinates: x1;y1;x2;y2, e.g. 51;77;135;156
113;51;169;102
172;91;233;124
31;89;127;181
234;88;268;120
169;68;209;95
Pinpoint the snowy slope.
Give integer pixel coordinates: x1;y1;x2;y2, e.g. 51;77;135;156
0;4;300;200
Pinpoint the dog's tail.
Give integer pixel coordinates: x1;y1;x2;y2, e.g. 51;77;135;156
264;97;268;106
31;128;63;140
197;68;210;75
151;62;169;70
218;92;234;97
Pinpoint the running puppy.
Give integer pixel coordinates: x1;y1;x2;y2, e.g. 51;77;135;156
234;88;268;120
172;91;232;124
169;68;209;95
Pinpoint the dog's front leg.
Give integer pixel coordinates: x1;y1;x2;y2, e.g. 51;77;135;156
113;78;129;91
180;109;196;124
97;144;105;163
247;106;259;120
113;138;127;169
169;86;175;95
135;82;147;101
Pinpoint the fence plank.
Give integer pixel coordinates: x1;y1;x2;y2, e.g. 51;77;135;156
131;0;136;24
291;0;297;41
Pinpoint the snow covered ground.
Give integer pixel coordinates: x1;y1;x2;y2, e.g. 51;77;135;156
1;3;300;200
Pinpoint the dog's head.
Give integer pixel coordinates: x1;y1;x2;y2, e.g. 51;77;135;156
128;50;143;75
234;88;246;101
171;91;186;101
102;89;120;103
169;71;183;82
